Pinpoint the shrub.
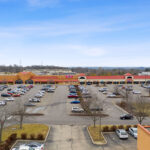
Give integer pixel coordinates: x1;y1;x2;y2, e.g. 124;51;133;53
37;133;44;140
118;125;124;129
103;126;109;132
30;134;35;140
5;138;12;145
0;144;5;150
9;133;17;141
3;143;9;150
110;125;117;132
126;125;131;131
21;133;27;139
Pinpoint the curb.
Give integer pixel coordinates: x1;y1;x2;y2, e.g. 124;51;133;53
112;101;128;114
10;124;50;150
87;127;107;145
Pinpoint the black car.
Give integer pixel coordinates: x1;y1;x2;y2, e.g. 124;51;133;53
1;93;11;97
3;85;8;88
7;88;11;91
120;114;133;120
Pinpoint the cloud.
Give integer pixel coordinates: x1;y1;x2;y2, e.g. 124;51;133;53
27;0;60;7
0;20;129;39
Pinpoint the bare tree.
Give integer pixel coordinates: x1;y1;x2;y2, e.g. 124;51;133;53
131;96;149;124
13;97;27;129
0;104;14;142
113;85;120;95
84;88;104;128
119;87;133;111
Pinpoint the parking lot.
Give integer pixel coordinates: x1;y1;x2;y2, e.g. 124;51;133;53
44;125;137;150
1;83;150;149
2;84;150;126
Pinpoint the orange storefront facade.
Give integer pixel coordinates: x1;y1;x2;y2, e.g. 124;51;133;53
0;72;81;84
0;72;150;85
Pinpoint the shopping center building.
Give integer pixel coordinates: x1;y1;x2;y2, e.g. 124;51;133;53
0;72;150;85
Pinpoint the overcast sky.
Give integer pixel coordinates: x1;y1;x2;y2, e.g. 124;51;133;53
0;0;150;67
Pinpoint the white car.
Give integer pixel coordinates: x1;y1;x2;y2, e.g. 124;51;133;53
129;127;138;138
26;142;44;150
72;106;84;113
102;91;107;94
116;129;128;139
107;94;116;98
99;87;107;92
0;101;6;106
39;90;45;93
5;97;15;101
49;87;55;90
35;94;43;98
133;90;141;94
18;145;34;150
38;92;44;96
47;89;55;92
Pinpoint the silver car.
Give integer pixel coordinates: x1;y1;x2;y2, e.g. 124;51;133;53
129;127;137;138
116;129;128;139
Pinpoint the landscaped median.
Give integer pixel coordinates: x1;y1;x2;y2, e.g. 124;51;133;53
87;126;107;145
0;124;50;150
87;124;138;145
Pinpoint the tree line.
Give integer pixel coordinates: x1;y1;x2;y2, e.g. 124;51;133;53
0;65;149;75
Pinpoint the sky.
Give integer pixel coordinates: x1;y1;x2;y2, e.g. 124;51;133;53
0;0;150;67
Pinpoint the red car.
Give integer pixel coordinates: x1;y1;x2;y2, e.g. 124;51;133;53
68;95;78;98
7;92;14;95
13;94;20;97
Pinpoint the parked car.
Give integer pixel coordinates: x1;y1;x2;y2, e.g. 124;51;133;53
17;145;34;150
7;92;14;95
29;98;40;102
7;88;11;91
13;94;21;97
102;91;107;94
132;90;141;94
70;100;80;104
116;129;128;139
26;142;44;150
0;101;7;106
1;93;11;97
68;94;78;98
47;88;55;92
120;114;133;120
35;94;43;98
5;97;15;101
47;89;55;93
129;127;138;138
3;85;8;88
72;106;84;112
99;87;107;92
107;94;116;98
41;87;49;91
